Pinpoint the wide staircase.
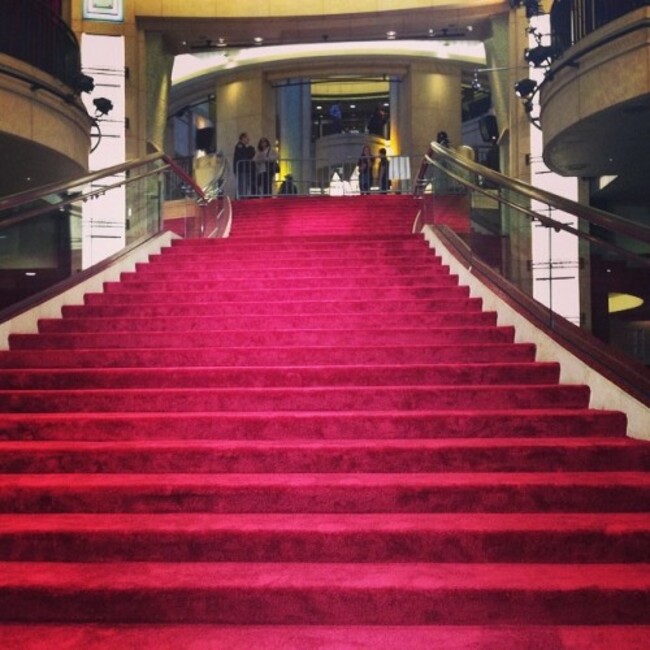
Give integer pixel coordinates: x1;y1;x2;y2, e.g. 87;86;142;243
0;195;648;648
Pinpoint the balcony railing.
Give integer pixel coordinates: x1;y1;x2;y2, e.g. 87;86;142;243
550;0;650;57
233;153;415;199
0;0;83;91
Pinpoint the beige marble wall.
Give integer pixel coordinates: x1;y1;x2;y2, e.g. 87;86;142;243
216;69;276;161
145;33;174;152
402;62;462;153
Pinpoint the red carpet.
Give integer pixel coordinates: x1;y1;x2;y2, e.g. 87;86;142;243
0;194;648;648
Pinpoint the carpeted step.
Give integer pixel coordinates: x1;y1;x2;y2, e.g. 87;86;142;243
59;296;485;317
38;311;498;333
0;383;592;412
1;438;647;473
0;561;648;624
0;409;627;441
1;623;649;650
0;362;559;390
119;269;455;288
128;263;450;281
168;236;424;250
1;472;647;514
166;237;427;251
9;325;516;350
82;285;472;303
1;512;649;562
145;250;438;264
104;276;461;293
0;342;537;368
137;260;446;275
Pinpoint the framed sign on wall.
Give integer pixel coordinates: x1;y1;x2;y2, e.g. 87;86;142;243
83;0;124;22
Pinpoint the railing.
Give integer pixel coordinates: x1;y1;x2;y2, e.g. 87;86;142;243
550;0;650;57
414;142;650;403
233;154;415;199
0;149;230;315
1;0;83;91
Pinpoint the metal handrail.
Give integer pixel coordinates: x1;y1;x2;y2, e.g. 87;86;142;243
0;153;166;213
0;145;227;233
419;142;650;246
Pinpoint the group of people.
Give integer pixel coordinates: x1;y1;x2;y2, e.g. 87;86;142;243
357;145;390;194
233;131;403;198
233;133;279;198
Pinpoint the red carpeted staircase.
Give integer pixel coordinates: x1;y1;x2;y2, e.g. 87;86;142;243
0;194;648;648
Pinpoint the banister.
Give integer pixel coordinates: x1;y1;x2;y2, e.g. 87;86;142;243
424;141;650;245
0;152;166;213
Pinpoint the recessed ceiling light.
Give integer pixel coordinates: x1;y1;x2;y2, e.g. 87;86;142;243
386;31;396;40
253;36;264;45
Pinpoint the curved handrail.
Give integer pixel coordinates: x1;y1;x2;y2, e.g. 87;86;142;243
419;142;650;245
414;140;650;406
0;145;228;233
0;152;166;213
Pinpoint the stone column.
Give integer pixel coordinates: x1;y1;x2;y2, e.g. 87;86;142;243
276;80;311;192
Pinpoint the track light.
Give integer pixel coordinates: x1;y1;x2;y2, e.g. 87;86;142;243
73;73;95;94
93;97;114;116
524;45;555;67
514;78;538;99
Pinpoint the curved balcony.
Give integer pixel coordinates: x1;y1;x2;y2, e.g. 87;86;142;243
540;4;650;181
0;1;92;197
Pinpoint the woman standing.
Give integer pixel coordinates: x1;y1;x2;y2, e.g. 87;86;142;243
254;137;278;197
357;144;373;195
377;147;390;194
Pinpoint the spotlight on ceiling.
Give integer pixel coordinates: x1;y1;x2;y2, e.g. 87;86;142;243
514;78;538;99
386;30;397;40
93;97;114;116
524;45;555;67
253;36;264;45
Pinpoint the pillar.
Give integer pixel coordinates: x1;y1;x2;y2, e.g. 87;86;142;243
276;80;311;191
